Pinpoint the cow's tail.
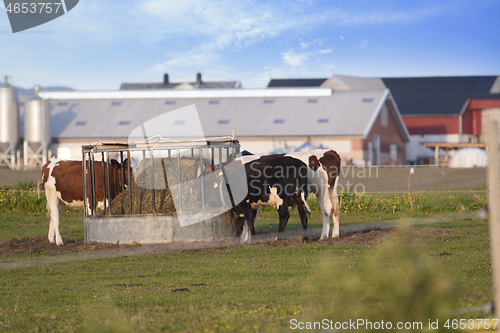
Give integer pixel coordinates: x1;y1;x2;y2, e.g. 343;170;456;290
329;180;338;217
328;150;341;217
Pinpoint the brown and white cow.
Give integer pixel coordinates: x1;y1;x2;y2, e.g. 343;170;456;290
42;158;130;245
238;149;341;239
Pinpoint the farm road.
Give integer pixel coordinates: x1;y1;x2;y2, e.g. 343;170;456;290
0;211;482;270
338;166;485;192
0;167;42;186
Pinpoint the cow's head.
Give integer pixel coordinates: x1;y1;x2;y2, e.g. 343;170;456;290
192;159;248;211
189;169;225;207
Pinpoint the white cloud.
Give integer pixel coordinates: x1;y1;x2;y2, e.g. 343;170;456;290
137;0;323;49
0;0;467;90
358;40;369;49
281;51;308;67
137;0;332;76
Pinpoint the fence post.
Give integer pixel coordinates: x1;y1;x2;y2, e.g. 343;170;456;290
487;120;500;323
37;181;40;198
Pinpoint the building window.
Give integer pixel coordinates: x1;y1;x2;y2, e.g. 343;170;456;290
165;100;176;105
307;99;318;103
119;121;130;125
274;119;285;124
209;100;219;105
263;99;274;104
111;101;122;106
218;119;229;124
75;121;87;126
174;120;185;125
362;98;373;103
380;104;388;127
57;101;68;106
318;118;329;123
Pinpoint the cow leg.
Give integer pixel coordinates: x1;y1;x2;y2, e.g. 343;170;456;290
317;186;333;240
330;180;340;238
45;184;65;245
53;201;65;245
241;220;251;244
250;208;259;235
235;208;258;238
241;213;255;244
237;204;254;244
293;193;309;230
47;201;55;243
47;192;65;245
235;215;245;236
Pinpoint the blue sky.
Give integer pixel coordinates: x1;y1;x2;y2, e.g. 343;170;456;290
1;0;499;90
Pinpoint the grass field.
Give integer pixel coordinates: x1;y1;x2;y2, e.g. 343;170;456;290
0;167;493;332
0;216;493;332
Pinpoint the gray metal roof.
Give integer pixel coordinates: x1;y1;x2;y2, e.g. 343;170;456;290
44;88;408;141
267;78;327;88
120;81;242;90
266;75;386;91
320;75;387;91
120;73;241;90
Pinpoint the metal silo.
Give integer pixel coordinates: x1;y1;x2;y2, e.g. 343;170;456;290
23;85;51;168
0;76;20;168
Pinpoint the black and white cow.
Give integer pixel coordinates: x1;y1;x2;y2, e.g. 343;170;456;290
236;149;341;239
204;155;310;243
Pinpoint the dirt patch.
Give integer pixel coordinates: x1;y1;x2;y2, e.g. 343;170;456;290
0;227;396;259
0;236;134;259
173;228;395;256
254;228;393;247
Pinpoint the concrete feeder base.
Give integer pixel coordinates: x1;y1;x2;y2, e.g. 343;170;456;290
84;213;237;245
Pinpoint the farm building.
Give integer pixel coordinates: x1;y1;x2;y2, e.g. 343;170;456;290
268;75;500;164
120;73;242;90
381;76;500;164
36;76;409;165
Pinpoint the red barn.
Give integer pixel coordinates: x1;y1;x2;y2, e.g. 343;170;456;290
381;76;500;164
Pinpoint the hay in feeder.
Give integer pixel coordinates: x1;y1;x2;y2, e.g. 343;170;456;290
108;157;238;229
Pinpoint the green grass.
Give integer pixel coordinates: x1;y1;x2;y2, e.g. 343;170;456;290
0;182;493;332
0;211;83;242
0;218;493;332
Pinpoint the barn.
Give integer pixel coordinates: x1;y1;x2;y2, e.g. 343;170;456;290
38;75;409;166
268;75;500;165
381;76;500;164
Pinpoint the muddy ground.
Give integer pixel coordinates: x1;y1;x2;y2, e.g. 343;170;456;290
0;227;394;259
